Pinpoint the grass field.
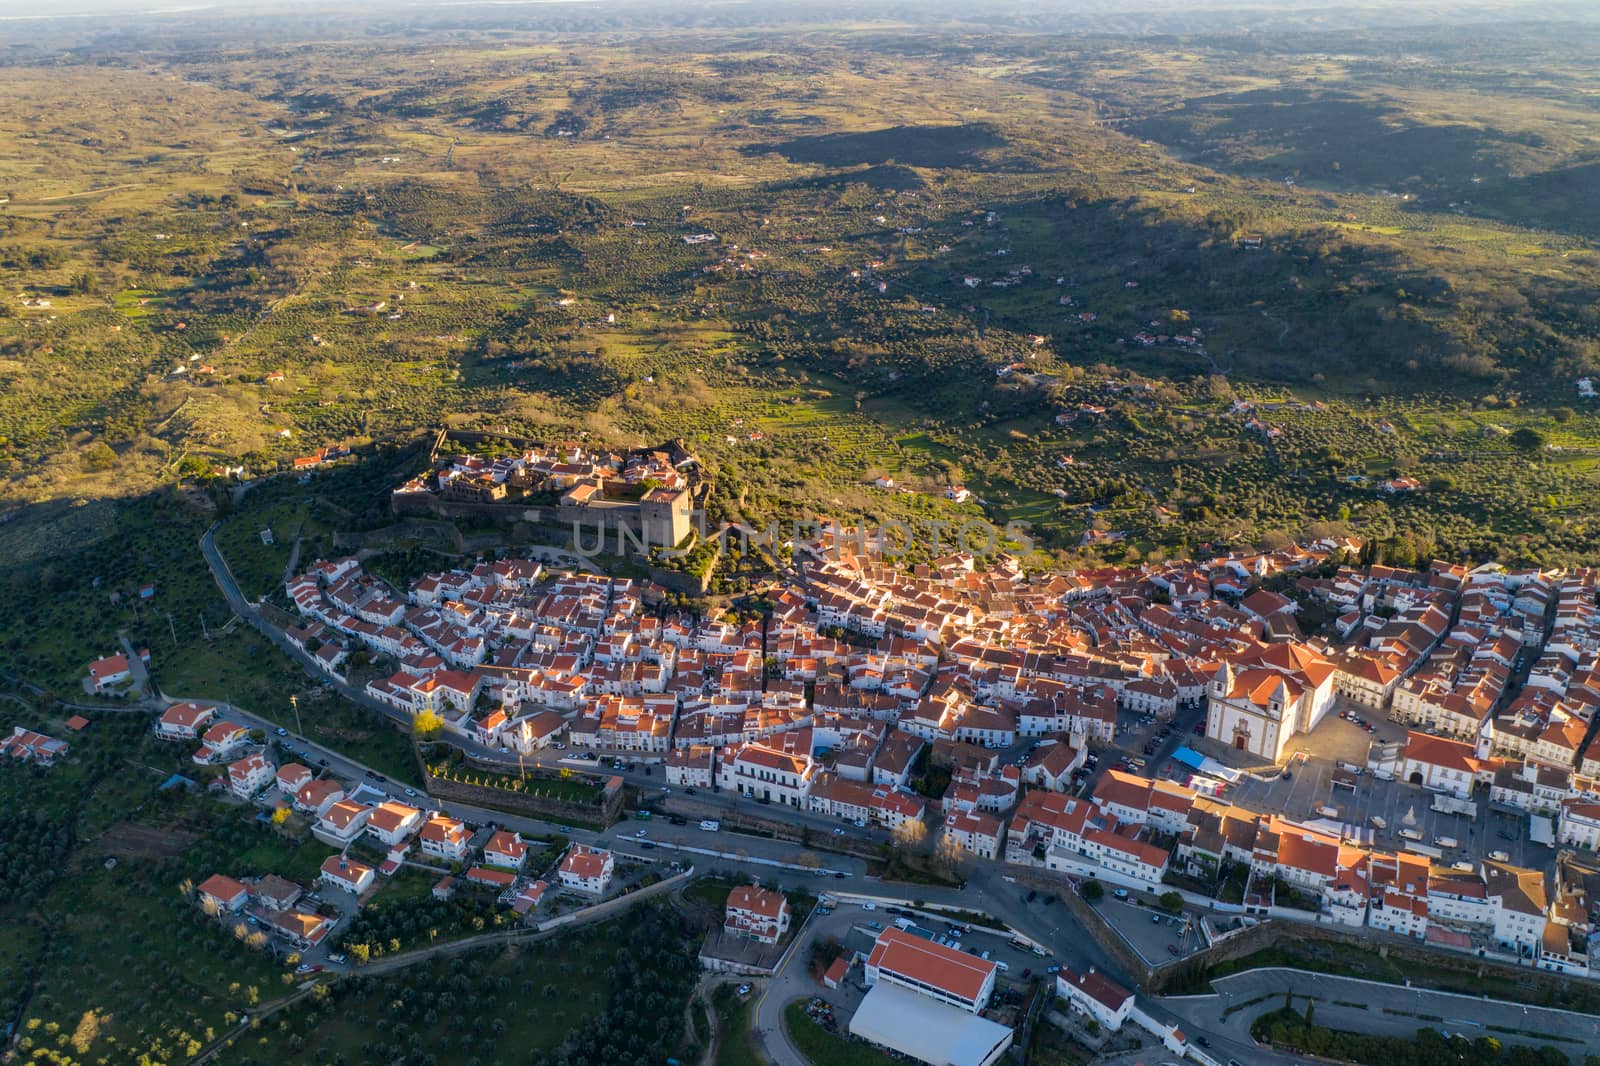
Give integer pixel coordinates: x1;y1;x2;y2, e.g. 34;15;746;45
1;18;1599;572
0;709;335;1064
712;984;765;1066
158;629;421;784
784;1000;898;1066
237;902;702;1065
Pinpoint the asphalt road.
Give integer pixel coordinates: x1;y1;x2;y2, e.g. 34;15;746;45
199;522;508;766
1160;968;1600;1058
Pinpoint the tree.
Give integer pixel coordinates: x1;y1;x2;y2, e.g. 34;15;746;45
1158;891;1183;914
1511;426;1546;452
932;832;969;877
1080;879;1103;902
892;817;929;850
413;709;444;741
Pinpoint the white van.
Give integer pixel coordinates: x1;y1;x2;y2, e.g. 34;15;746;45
1434;836;1459;849
1369;816;1387;830
699;819;720;832
994;960;1009;973
1397;827;1423;842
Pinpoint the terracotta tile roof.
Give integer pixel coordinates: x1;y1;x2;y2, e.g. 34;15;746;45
867;927;995;1003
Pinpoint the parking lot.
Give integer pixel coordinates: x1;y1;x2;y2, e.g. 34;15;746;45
1108;703;1207;777
1094;895;1206;966
1214;708;1556;870
808;904;1049;1015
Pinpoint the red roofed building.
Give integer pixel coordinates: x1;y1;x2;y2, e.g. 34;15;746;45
86;653;132;693
865;927;997;1013
227;751;276;799
320;855;375;895
2;727;69;765
724;885;791;944
1333;652;1405;711
365;801;423;846
196;874;250;914
1204;642;1338;761
275;763;313;796
316;799;373;844
943;810;1005;860
1401;730;1486;800
719;742;818;807
1092;769;1196;834
465;866;517;890
192;720;251;764
558;844;614;895
1056;966;1133;1031
418;814;470;863
483;830;528;870
294;778;346;817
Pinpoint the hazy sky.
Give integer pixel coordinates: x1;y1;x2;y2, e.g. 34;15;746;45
0;0;1588;27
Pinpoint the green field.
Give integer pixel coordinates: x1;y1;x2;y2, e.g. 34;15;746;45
1;14;1600;571
236;903;703;1065
784;1000;899;1066
0;708;326;1064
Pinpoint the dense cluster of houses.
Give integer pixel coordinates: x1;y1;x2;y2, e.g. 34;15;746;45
194;872;336;951
193;784;621;955
267;528;1600;973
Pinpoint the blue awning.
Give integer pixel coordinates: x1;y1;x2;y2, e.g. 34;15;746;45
1170;746;1205;771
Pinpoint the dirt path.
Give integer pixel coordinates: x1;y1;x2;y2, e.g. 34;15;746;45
29;183;146;203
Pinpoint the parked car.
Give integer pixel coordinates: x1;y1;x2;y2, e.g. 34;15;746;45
274;727;288;737
635;828;648;838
